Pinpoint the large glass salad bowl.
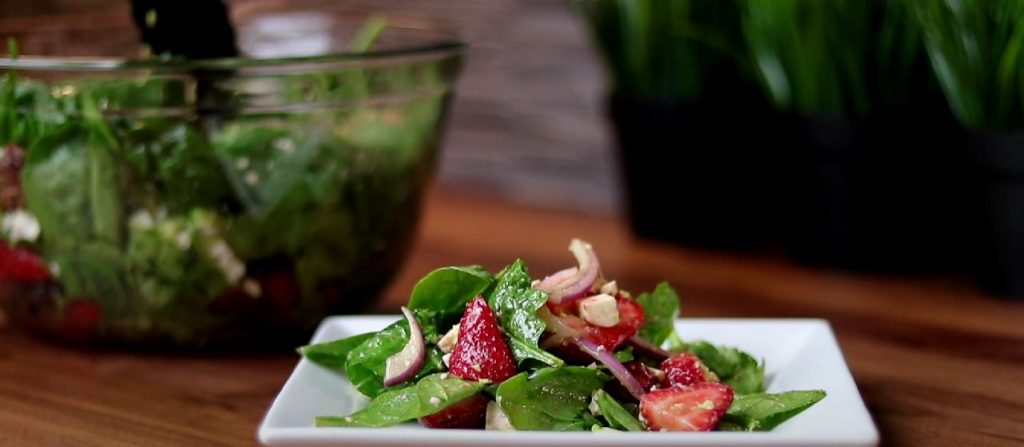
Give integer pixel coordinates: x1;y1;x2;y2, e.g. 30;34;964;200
0;4;464;348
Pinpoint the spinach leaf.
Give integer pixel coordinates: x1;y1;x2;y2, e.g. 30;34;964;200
125;210;229;311
486;260;562;367
687;341;765;394
408;266;493;331
496;367;608;431
636;282;681;346
315;373;486;427
344;316;446;398
592;389;644;432
22;124;94;250
721;390;827;431
299;333;375;369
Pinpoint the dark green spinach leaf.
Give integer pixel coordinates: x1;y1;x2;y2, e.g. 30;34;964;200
592;389;644;432
635;282;681;346
408;265;493;331
495;367;607;431
486;260;562;367
687;341;765;394
721;390;826;431
299;332;376;369
315;373;486;427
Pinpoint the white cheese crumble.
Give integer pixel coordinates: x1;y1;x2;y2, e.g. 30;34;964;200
245;172;261;186
242;278;262;297
599;280;618;295
429;396;442;406
208;240;245;284
485;401;515;431
1;210;40;243
588;394;602;416
578;293;619;327
437;323;460;353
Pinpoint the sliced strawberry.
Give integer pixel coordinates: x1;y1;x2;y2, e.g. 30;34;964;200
418;393;488;429
661;353;714;387
448;296;518;383
62;299;102;338
542;295;644;361
626;360;668;391
261;270;301;314
608;360;668;402
0;243;50;282
639;382;734;432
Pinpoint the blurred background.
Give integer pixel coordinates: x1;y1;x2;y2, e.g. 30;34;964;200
1;0;1022;339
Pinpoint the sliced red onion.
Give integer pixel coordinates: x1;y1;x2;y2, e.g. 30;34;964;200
573;337;646;401
537;307;575;349
627;336;670;361
536;267;578;291
383;307;425;387
537;239;600;305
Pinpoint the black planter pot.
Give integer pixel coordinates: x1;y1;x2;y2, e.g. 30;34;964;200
775;112;971;272
970;132;1024;298
608;94;776;251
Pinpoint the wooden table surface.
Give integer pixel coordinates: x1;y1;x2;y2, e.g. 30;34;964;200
1;189;1023;446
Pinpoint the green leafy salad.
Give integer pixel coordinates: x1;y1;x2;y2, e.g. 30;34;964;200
0;26;450;345
300;239;826;432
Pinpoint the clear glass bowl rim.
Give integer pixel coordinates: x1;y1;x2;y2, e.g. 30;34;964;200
0;10;466;72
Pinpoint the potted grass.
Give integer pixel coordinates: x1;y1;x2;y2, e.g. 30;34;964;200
741;0;966;271
910;0;1024;298
571;0;774;251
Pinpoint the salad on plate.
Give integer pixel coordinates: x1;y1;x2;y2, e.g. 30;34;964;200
300;239;825;432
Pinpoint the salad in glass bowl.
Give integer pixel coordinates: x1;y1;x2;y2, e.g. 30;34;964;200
0;6;464;348
300;239;825;432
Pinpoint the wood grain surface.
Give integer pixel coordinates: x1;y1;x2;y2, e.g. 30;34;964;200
2;188;1023;446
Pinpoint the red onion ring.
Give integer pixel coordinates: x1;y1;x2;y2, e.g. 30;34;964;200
537;239;600;305
383;306;426;387
574;337;647;400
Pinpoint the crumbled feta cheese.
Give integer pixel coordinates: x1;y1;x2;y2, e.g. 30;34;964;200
245;172;260;186
128;209;155;229
442;353;452;367
439;373;449;380
242;278;262;297
437;324;460;353
599;280;618;295
588;394;602;416
594;427;620;433
485;401;515;431
578;293;619;327
175;231;192;250
429;396;442;406
1;210;40;243
208;240;245;284
273;138;297;154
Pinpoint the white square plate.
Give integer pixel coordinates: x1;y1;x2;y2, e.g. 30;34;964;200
258;317;878;447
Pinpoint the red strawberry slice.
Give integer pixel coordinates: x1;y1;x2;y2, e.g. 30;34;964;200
0;243;50;282
626;360;668;391
448;296;518;383
542;295;645;361
661;353;714;387
418;393;488;429
62;299;102;338
639;383;734;431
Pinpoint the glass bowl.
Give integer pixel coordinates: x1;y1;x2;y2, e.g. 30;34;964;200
0;3;464;348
